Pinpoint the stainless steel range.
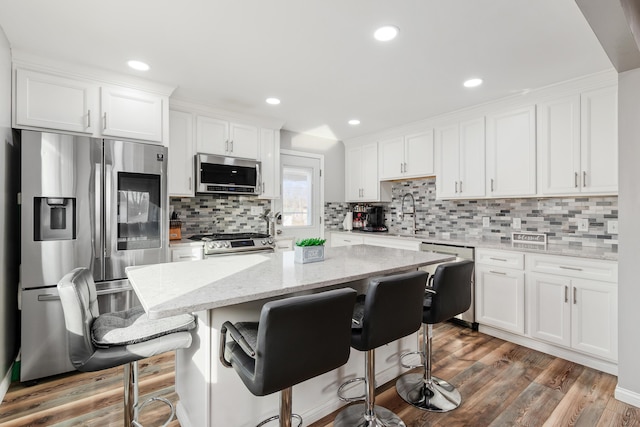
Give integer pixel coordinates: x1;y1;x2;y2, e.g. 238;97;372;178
189;232;275;256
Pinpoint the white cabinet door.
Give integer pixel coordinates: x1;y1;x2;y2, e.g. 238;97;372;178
331;233;364;247
571;278;618;360
168;110;195;196
171;246;203;262
15;68;96;134
404;130;434;178
378;136;404;180
581;86;618;194
459;117;486;198
101;86;163;142
196;115;229;155
475;265;525;334
537;95;581;195
528;273;571;347
435;124;460;199
258;128;280;199
229;122;259;159
345;144;364;201
363;235;420;251
486;106;536;197
361;143;379;201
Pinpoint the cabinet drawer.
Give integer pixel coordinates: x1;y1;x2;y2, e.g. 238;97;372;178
331;233;364;247
476;249;524;270
171;246;203;262
526;254;617;283
363;236;420;251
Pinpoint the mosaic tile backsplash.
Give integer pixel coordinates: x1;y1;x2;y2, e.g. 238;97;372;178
324;177;618;249
170;195;272;236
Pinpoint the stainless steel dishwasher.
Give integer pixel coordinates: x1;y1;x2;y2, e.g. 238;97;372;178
420;242;477;330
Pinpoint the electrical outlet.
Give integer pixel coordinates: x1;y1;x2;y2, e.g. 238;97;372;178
482;217;490;227
512;218;521;230
251;206;263;215
608;220;619;234
577;218;589;232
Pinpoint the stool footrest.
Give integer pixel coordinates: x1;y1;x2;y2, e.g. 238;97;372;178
337;377;366;402
257;414;302;427
132;396;175;427
400;350;425;369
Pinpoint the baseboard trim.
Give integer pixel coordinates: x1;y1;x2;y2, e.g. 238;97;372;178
176;401;194;427
0;363;13;404
615;386;640;408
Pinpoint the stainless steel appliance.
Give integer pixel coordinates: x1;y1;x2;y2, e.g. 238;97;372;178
196;153;261;195
361;206;388;232
189;232;275;257
19;130;168;381
419;242;476;330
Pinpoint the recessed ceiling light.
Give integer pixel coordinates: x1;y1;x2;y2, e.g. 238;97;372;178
463;78;483;88
266;97;281;105
127;60;150;71
348;119;361;125
374;26;399;42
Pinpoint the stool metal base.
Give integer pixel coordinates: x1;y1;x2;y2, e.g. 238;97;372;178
334;403;406;427
256;413;302;427
395;372;461;413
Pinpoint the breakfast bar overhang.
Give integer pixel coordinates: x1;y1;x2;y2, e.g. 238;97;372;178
126;245;455;427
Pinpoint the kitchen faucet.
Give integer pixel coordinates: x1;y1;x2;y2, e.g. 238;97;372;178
401;193;417;235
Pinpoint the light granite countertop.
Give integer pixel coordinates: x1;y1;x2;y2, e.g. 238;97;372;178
127;245;454;319
329;229;618;262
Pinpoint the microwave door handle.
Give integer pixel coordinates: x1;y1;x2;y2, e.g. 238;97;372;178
256;163;262;194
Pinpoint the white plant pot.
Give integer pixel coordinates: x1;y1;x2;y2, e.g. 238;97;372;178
294;245;325;264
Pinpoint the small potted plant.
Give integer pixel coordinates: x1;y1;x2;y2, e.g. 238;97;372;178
294;238;326;264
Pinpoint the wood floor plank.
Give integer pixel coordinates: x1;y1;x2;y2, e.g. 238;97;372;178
535;357;586;394
488;382;565;426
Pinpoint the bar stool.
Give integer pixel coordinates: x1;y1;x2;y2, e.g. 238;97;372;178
57;268;196;427
396;260;474;412
219;288;357;427
334;270;428;427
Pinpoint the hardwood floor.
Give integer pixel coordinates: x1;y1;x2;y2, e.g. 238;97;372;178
1;323;638;426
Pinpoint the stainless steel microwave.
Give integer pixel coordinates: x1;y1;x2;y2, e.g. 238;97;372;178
195;154;261;195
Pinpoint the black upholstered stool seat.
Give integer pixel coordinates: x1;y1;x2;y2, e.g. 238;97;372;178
220;288;357;426
334;270;428;427
57;267;196;427
396;260;475;413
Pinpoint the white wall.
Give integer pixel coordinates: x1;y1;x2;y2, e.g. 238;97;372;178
616;68;640;404
0;24;19;392
279;130;345;202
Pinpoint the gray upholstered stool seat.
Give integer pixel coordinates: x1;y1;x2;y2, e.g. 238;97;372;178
220;288;357;427
334;270;428;427
57;267;196;427
396;260;475;413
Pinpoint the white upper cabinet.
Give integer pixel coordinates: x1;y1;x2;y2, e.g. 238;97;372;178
580;86;618;194
346;142;390;202
435;117;485;199
538;86;618;196
100;86;163;142
486;106;536;197
258;128;281;199
196;115;258;159
15;69;97;134
14;67;168;143
168;110;195;196
378;130;434;180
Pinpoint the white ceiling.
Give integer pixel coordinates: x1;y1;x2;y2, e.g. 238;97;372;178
0;0;613;141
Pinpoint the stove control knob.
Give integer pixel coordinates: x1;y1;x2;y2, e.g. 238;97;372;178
224;242;230;248
267;238;274;245
206;242;214;249
261;240;267;245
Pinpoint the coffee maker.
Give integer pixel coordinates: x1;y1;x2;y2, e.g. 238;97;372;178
362;206;387;232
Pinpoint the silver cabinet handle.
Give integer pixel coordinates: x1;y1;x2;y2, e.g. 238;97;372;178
38;293;60;302
344;239;352;243
583;171;587;187
262;181;265;194
225;140;229;152
87;110;91;128
455;181;458;193
559;265;583;271
573;287;577;304
178;255;197;259
404;162;407;173
103;112;107;130
564;285;568;303
459;181;463;193
489;270;507;275
400;163;404;174
230;140;234;152
574;172;578;188
490;178;494;192
489;257;507;262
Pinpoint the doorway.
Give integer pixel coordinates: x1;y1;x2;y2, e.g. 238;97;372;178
273;150;324;243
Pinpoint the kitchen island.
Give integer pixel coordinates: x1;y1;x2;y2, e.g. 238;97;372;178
126;245;454;427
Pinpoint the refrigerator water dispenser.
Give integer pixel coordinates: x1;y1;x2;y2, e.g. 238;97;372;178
34;197;76;241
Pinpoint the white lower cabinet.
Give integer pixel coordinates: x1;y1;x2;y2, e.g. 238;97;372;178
475;264;525;334
331;233;364;247
171;246;204;262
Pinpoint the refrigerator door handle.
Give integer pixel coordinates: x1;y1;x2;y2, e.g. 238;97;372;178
94;165;102;262
105;164;113;259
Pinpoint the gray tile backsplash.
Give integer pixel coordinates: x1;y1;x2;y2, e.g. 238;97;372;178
170;195;272;236
324;178;618;249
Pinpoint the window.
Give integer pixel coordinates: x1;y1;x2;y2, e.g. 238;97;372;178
282;166;313;227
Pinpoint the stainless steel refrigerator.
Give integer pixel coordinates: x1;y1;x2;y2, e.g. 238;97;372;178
19;130;168;382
